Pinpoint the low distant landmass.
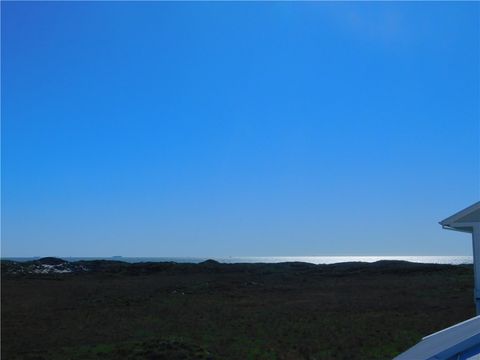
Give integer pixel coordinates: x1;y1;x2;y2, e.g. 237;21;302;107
1;255;473;265
1;257;475;359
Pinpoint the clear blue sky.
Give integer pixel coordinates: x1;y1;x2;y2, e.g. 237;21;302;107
2;2;479;257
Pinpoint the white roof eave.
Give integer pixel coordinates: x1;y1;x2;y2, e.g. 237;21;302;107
439;202;480;230
441;223;475;234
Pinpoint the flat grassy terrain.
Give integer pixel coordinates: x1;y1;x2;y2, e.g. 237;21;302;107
1;260;475;359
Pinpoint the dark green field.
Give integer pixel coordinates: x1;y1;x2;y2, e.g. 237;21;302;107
1;260;475;359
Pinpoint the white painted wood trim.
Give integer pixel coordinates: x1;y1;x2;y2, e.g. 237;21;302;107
440;202;480;226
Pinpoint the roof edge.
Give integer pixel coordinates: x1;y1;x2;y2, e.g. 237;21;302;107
439;201;480;226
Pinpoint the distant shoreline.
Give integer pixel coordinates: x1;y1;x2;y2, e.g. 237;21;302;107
1;255;473;265
1;256;474;276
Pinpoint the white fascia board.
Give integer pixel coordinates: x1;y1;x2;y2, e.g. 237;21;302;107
440;202;480;227
442;222;476;234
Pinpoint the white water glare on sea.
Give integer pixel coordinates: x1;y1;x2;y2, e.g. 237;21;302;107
214;256;473;265
5;256;473;265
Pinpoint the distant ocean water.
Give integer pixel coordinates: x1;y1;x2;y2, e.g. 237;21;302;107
2;256;473;265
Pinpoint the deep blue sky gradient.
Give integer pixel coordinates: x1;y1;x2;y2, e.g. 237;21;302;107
2;2;479;257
